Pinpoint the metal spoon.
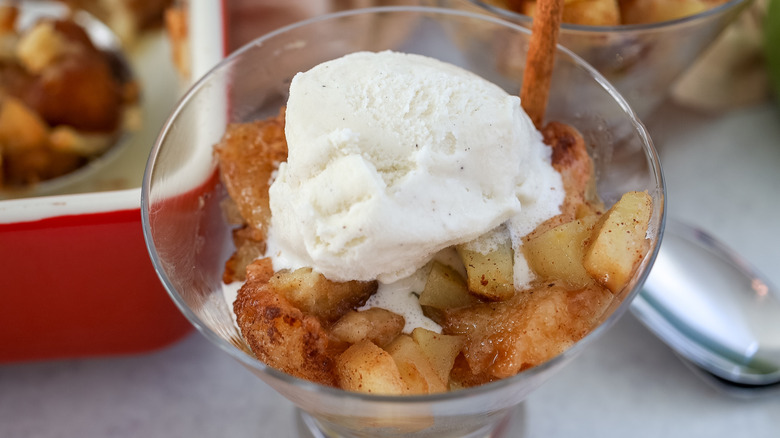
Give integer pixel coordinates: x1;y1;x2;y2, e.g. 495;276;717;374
631;219;780;394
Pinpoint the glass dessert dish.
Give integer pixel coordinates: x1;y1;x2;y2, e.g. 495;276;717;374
142;6;665;438
457;0;754;118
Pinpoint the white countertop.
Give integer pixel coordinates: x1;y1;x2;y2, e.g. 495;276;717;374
2;101;779;437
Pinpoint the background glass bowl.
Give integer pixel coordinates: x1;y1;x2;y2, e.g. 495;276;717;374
458;0;753;118
142;6;665;437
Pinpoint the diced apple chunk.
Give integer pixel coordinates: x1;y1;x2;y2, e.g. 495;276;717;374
411;328;465;384
419;262;477;323
456;228;515;301
385;335;447;394
523;215;598;288
336;340;406;395
583;191;652;293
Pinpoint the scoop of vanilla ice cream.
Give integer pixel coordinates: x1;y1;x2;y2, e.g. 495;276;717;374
267;51;562;283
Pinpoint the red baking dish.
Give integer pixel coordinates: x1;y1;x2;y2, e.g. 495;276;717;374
0;1;230;362
0;0;374;362
0;190;193;361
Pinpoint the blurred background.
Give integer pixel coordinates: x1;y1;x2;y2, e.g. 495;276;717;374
1;0;778;437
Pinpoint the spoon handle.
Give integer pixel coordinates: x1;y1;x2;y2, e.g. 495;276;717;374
676;355;780;399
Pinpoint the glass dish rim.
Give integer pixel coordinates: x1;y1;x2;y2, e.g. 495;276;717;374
142;4;667;405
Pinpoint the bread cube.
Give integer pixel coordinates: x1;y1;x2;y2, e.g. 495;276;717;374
523;0;621;26
330;308;405;347
269;268;377;323
619;0;725;25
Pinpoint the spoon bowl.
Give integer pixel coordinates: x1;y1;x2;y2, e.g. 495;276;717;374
631;219;780;387
0;1;137;199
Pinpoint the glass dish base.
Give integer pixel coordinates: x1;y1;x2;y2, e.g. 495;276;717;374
296;403;528;438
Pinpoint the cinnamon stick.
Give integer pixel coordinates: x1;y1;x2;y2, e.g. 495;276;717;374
520;0;565;129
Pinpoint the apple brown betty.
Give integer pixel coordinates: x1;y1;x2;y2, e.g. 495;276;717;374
214;108;652;394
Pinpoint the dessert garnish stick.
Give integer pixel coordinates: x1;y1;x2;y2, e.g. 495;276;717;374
520;0;565;129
